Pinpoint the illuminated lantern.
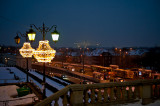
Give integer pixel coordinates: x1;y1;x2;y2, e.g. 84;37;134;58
33;40;56;63
27;28;36;42
19;42;35;58
51;27;59;43
14;35;20;44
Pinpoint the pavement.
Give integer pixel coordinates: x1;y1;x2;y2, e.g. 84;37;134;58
53;73;83;84
0;85;38;106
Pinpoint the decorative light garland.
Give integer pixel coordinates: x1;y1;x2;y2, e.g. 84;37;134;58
33;40;56;63
19;42;35;58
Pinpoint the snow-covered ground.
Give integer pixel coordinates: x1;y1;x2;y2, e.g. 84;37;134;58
0;85;38;106
0;66;54;97
52;76;70;85
0;67;26;83
0;66;63;105
123;99;160;106
29;71;65;90
0;64;159;106
29;77;53;97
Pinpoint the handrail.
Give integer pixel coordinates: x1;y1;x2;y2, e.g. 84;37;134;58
35;79;160;106
35;86;70;106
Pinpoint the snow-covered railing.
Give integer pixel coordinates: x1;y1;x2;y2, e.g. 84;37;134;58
0;79;23;83
35;79;160;106
0;65;15;67
30;80;42;93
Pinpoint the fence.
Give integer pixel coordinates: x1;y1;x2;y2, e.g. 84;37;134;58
35;79;160;106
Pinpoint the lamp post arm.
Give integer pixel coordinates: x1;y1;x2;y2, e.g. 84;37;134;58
48;25;57;32
30;24;41;32
30;24;46;40
30;23;58;40
16;31;28;42
17;31;24;37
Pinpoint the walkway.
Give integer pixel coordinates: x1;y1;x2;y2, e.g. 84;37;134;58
32;63;99;83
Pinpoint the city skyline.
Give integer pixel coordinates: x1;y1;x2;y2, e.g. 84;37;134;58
0;0;160;48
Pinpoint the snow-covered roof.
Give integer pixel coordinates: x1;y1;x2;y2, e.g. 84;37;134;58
56;48;149;57
70;52;78;56
128;49;148;56
90;49;108;56
55;52;62;56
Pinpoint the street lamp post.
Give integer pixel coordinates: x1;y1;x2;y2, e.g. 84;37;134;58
80;47;85;74
82;48;85;73
27;23;59;99
75;41;89;74
16;32;34;82
59;48;64;68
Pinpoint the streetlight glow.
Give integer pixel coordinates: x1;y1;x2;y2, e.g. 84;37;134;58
14;35;20;44
51;27;59;43
33;40;56;63
19;42;35;58
27;28;36;41
28;33;36;41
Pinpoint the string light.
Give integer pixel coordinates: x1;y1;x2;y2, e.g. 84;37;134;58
33;40;56;62
19;42;35;58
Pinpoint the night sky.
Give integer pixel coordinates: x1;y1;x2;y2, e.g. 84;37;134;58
0;0;160;48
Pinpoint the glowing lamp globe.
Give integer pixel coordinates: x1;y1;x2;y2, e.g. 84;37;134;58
14;35;20;44
27;28;36;41
19;42;35;58
51;27;59;43
33;40;56;63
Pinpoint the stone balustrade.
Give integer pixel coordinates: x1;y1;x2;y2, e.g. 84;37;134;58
35;79;160;106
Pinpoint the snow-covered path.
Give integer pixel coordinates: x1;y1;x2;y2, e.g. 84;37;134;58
1;66;159;106
0;67;53;97
0;67;26;83
53;76;71;85
29;71;65;90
